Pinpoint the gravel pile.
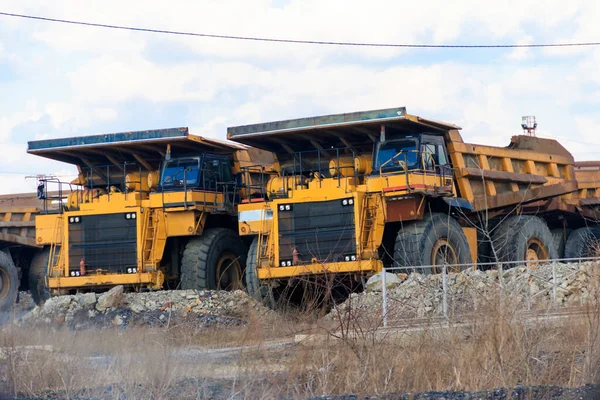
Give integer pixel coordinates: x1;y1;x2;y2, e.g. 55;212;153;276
331;262;600;322
16;286;272;329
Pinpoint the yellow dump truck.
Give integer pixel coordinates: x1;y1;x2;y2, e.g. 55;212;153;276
227;107;600;300
0;127;274;304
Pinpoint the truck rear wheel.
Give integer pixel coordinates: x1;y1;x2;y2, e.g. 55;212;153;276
29;248;50;305
0;250;19;317
180;228;246;291
393;213;472;274
551;228;572;259
491;215;557;265
564;227;600;260
245;237;275;307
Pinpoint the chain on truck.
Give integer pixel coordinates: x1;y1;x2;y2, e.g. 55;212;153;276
227;107;600;302
0;127;274;312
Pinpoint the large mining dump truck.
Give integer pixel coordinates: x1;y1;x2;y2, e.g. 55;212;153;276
0;127;274;308
227;107;600;300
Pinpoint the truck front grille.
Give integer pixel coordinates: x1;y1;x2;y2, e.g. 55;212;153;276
278;199;355;264
68;213;137;274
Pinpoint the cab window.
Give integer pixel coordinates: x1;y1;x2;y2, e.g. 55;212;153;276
161;158;200;186
374;139;418;171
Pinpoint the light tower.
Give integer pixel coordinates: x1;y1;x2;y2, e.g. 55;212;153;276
521;116;537;136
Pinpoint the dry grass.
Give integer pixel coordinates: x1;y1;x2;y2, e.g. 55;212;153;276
1;285;599;399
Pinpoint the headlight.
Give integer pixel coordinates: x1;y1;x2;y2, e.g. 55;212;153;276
74;216;80;223
279;204;293;211
69;217;75;223
341;198;354;206
351;255;357;261
342;199;348;206
131;213;136;219
345;256;350;261
127;268;132;273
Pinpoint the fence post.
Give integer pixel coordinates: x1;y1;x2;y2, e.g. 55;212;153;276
442;264;448;320
552;262;557;307
382;269;388;328
498;263;504;312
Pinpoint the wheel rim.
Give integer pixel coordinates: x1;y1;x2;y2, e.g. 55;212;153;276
0;268;9;300
431;238;460;273
525;238;549;267
215;252;242;290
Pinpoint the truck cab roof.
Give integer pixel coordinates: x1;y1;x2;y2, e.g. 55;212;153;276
227;107;461;154
28;127;246;172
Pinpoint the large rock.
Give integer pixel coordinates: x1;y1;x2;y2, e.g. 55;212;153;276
42;295;72;315
96;285;124;311
366;272;403;292
82;292;97;307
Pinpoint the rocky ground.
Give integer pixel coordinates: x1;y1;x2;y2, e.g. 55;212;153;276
12;286;272;329
331;262;600;323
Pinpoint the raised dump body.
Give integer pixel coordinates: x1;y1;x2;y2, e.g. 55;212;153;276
227;106;600;301
15;127;274;304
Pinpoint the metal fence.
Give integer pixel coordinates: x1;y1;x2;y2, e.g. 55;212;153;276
379;257;600;328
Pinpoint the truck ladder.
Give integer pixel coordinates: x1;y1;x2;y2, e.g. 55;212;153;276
360;194;379;252
47;215;64;278
142;211;165;271
256;206;271;266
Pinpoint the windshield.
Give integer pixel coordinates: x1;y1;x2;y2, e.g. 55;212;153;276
161;158;200;186
374;139;418;171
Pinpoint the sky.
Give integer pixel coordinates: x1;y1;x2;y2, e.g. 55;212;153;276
1;0;600;194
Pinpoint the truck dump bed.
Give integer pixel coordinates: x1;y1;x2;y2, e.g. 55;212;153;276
0;192;63;248
228;106;581;213
446;134;578;212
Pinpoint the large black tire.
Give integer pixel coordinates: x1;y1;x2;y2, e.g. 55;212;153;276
245;237;275;307
564;227;600;260
551;228;572;260
0;250;19;317
180;228;247;291
29;248;50;305
491;215;557;264
394;213;472;274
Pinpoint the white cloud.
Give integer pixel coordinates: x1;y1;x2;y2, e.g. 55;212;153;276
1;0;600;195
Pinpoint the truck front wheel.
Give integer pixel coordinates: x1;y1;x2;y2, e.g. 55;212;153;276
29;248;50;305
245;237;276;307
0;250;19;317
180;228;247;291
394;213;472;274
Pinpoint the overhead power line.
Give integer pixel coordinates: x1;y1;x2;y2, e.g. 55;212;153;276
1;11;600;49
